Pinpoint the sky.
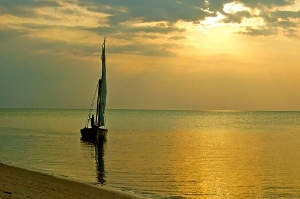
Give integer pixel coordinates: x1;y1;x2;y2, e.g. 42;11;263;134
1;0;300;110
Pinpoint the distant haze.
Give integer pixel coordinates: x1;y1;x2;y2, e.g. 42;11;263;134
1;0;300;110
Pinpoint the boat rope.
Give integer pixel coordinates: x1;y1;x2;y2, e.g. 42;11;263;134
85;82;99;128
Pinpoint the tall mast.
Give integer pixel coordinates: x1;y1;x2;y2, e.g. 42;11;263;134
96;79;101;127
97;38;107;127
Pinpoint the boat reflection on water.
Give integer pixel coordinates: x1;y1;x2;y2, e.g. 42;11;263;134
95;141;106;184
80;139;106;184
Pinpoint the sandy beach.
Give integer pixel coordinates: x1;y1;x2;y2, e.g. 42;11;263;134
0;163;149;199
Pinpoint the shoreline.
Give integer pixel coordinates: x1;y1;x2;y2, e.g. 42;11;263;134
0;162;150;199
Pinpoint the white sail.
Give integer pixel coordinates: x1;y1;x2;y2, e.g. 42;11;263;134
99;38;107;127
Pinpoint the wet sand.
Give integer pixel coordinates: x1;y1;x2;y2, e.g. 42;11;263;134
0;163;148;199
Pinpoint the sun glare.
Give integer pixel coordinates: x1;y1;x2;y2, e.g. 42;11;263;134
200;12;226;28
223;2;250;14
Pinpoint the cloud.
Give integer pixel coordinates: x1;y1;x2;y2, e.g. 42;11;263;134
239;0;295;8
284;28;299;37
0;0;61;17
266;10;300;28
169;35;186;40
247;9;300;36
88;0;300;37
80;0;212;24
222;10;252;23
1;0;300;110
109;43;176;57
1;0;300;40
239;26;276;36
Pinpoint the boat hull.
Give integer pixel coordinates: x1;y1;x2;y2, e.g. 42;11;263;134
80;127;108;142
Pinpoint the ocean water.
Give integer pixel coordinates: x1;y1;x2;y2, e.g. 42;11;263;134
0;109;300;198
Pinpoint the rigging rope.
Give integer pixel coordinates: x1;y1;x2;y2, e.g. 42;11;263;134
85;82;99;128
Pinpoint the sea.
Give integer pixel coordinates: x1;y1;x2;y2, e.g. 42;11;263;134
0;109;300;199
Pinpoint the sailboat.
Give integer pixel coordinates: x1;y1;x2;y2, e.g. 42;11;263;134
81;38;108;142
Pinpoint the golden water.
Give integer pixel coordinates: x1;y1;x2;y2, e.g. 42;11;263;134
0;109;300;198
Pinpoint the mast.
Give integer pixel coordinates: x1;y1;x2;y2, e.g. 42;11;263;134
97;38;107;127
96;79;101;127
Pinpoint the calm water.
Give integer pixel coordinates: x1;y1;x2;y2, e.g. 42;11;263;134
0;109;300;198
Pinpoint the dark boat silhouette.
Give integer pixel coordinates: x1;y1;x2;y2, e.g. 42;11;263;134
81;38;108;142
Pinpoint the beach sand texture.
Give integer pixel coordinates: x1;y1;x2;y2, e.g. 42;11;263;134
0;163;148;199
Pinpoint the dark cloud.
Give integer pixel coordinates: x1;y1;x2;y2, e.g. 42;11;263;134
208;1;300;37
109;43;176;57
222;10;252;23
87;23;185;38
247;9;300;36
83;22;185;55
0;0;61;17
79;0;300;37
273;10;300;18
0;0;60;9
206;0;232;13
1;0;300;43
207;0;295;11
268;10;300;28
239;0;295;8
277;20;297;28
80;0;212;24
239;26;276;36
285;28;299;38
169;35;186;40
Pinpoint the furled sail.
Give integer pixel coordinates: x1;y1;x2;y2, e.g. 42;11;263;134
98;38;107;127
81;38;108;142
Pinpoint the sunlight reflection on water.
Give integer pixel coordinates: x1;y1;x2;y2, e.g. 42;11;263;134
0;109;300;198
